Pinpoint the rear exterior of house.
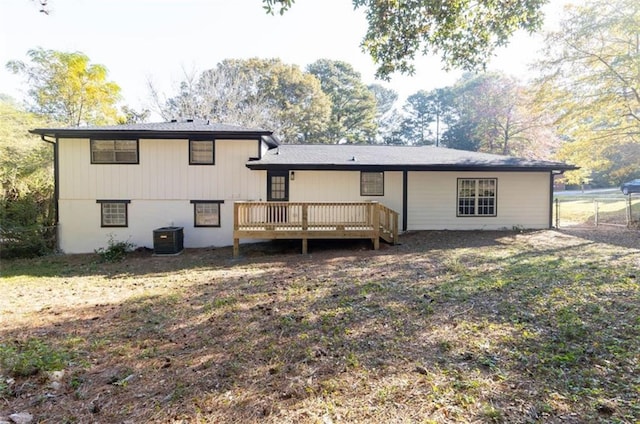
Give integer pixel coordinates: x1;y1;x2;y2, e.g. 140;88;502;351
31;120;575;254
248;144;572;234
32;121;277;253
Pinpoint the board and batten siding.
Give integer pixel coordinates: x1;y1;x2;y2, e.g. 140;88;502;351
288;170;404;229
57;138;266;253
407;171;551;230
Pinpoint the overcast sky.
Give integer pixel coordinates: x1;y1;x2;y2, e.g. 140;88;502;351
0;0;569;115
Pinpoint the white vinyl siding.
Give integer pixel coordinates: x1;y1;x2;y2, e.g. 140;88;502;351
288;170;404;229
57;138;264;253
407;171;550;230
59;199;238;253
59;138;263;201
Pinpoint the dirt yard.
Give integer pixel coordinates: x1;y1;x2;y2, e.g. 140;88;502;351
1;229;639;423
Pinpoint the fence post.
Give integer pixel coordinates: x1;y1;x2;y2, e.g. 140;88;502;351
594;200;599;227
627;196;632;228
555;198;559;228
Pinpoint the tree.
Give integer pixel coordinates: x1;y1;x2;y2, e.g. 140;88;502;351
151;59;331;143
263;0;547;79
424;88;454;147
307;59;377;143
399;88;455;146
534;0;640;185
443;73;559;158
368;84;399;144
442;120;480;152
119;106;150;124
400;91;434;145
7;48;121;126
0;96;56;256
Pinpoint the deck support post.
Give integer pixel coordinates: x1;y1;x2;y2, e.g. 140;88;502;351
233;238;239;258
233;202;240;257
372;202;380;250
302;238;308;254
392;212;399;244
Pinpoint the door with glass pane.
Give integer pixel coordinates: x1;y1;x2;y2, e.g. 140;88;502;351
267;171;289;223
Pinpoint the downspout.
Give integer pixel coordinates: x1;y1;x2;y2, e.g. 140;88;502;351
40;135;59;247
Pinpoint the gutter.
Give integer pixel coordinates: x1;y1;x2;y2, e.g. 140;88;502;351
245;163;579;173
30;129;277;144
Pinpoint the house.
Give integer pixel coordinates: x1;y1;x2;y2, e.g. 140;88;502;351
31;120;576;254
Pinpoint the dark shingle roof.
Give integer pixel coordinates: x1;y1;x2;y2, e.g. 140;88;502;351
247;144;577;172
30;119;278;146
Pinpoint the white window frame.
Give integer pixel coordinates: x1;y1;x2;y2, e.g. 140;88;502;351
457;178;497;217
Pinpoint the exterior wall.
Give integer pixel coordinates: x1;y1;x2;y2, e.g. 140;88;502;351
57;136;553;253
58;138;267;253
407;171;551;230
288;170;404;229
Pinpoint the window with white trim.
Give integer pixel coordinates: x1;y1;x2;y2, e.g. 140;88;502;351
191;200;223;227
97;200;130;227
361;171;384;196
91;140;138;164
457;178;497;216
189;140;215;164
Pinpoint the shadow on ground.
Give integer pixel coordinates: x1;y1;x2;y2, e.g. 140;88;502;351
1;230;638;423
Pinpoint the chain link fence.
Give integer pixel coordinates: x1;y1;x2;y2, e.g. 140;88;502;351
554;194;640;229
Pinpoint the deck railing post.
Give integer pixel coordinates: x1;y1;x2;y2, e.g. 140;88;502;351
302;203;308;231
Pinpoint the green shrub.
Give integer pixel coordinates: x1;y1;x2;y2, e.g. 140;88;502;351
95;235;135;262
0;194;56;259
0;339;70;377
0;225;55;259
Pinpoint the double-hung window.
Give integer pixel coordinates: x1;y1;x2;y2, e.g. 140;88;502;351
361;171;384;196
457;178;497;217
91;140;138;164
97;200;130;227
189;140;215;165
191;200;223;227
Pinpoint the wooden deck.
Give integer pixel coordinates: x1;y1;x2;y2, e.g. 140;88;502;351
233;201;399;257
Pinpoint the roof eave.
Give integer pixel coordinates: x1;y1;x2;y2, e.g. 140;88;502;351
245;163;579;172
29;128;274;140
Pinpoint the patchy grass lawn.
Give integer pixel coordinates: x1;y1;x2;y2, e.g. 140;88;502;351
1;230;639;423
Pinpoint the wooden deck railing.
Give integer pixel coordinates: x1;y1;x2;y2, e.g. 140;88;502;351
233;201;399;257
